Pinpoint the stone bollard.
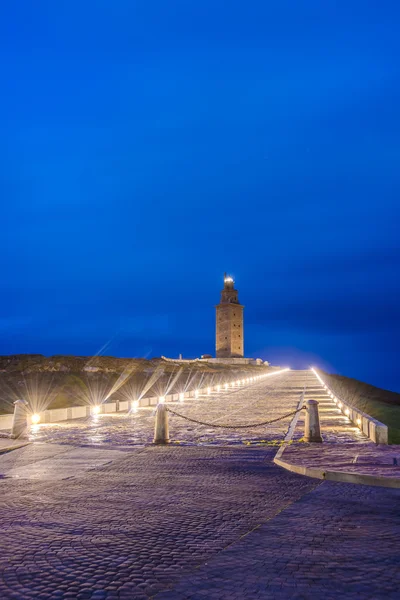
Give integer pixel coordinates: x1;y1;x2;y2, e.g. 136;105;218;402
304;399;322;443
153;403;170;444
11;399;29;439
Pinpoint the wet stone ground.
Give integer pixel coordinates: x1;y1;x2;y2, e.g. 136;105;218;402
28;370;308;447
0;370;399;599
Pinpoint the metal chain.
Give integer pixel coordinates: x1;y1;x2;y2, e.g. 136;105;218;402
166;406;305;429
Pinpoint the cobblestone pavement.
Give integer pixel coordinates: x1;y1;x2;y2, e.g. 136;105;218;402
28;370;307;447
0;444;127;480
0;371;399;599
0;438;30;454
0;445;318;600
158;480;400;600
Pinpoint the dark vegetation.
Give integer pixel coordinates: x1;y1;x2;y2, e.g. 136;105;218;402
321;370;400;444
0;354;274;415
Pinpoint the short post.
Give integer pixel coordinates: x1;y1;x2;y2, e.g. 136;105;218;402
304;399;322;443
11;399;29;439
153;403;170;444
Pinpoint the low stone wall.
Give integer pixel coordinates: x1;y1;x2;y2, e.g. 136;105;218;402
1;389;207;428
313;369;388;444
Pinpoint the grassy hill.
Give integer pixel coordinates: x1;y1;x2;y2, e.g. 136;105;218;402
0;354;273;416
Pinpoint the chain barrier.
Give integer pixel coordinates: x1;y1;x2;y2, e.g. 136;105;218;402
165;406;305;429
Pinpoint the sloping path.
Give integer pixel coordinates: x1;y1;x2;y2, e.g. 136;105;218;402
0;445;317;599
0;370;399;599
28;369;306;447
157;480;400;600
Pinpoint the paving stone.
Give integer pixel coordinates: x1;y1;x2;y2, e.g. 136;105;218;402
0;371;398;599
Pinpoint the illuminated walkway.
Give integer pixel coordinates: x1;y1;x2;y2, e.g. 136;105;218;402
0;371;399;599
28;369;307;448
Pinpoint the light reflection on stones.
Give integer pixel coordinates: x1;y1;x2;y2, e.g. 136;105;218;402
26;372;304;448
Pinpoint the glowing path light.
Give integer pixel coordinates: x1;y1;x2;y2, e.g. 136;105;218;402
159;396;165;404
179;393;185;402
92;405;101;415
31;413;40;425
310;367;361;428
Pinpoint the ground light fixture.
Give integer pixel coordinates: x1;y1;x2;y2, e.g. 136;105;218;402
207;387;211;395
92;405;101;415
179;393;184;402
31;413;40;425
195;390;199;398
131;400;139;411
159;396;165;404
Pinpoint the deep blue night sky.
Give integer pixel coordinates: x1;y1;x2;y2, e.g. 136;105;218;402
1;2;399;391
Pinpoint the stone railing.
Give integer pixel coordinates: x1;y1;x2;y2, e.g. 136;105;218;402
312;368;388;444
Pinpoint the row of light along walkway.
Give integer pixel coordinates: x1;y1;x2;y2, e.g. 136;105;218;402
10;368;289;427
9;368;400;484
28;368;302;448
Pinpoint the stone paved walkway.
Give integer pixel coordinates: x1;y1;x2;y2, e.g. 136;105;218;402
0;370;399;599
0;438;30;454
158;480;400;600
28;370;306;447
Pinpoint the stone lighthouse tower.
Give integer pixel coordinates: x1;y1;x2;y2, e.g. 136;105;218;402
215;274;244;358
